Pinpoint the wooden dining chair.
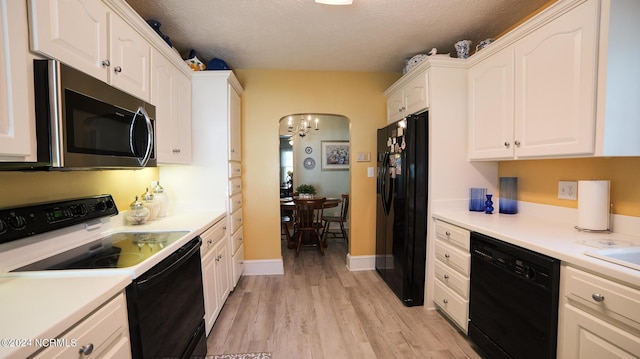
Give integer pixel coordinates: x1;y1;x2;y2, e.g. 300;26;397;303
322;194;349;244
292;197;326;256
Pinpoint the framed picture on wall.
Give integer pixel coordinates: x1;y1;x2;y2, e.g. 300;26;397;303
321;141;350;170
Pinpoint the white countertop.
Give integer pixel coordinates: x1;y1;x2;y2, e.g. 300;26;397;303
432;205;640;288
0;274;130;359
0;209;226;359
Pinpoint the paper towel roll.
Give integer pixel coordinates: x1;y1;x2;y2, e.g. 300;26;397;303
578;180;610;231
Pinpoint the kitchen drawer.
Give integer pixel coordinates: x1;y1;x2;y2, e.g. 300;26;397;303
435;220;470;251
228;178;242;196
229;161;241;178
435;260;469;298
564;266;640;331
33;293;130;359
230;209;243;234
435;239;470;276
228;193;243;213
232;243;244;288
434;280;469;333
231;226;243;254
201;217;227;257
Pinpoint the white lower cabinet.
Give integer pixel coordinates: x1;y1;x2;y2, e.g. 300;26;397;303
432;220;470;333
558;265;640;358
201;217;231;335
33;293;130;359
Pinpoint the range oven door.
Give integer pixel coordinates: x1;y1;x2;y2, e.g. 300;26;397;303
126;237;207;359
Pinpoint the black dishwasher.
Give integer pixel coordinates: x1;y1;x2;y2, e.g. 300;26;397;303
469;232;560;359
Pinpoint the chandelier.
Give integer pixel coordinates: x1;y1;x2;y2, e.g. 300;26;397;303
288;115;319;138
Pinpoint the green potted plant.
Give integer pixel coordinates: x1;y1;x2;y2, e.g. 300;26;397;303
295;184;317;198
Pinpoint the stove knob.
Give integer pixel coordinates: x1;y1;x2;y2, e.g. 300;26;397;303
0;219;7;234
105;198;115;210
71;204;88;217
96;201;107;211
8;214;26;230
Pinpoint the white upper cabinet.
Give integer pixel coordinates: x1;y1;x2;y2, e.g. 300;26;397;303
468;47;515;160
469;0;598;160
29;0;150;101
469;0;640;160
513;0;598;158
151;49;192;164
108;14;151;101
0;0;37;161
385;70;429;123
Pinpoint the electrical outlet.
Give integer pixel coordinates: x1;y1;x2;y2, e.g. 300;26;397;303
558;181;578;200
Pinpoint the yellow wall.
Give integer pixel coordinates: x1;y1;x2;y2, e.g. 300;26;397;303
499;157;640;217
234;69;400;259
0;168;159;211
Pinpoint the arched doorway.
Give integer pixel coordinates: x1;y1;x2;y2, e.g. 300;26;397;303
278;114;350;262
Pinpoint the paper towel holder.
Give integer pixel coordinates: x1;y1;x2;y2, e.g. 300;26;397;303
574;203;613;233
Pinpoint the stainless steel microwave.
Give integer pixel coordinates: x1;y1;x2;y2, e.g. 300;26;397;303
26;60;156;170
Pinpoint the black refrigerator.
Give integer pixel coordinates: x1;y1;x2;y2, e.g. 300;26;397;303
375;112;428;307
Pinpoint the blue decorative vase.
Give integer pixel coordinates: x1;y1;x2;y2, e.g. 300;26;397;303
485;194;494;214
499;177;518;214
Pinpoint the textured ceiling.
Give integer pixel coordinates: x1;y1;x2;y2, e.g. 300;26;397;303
125;0;552;73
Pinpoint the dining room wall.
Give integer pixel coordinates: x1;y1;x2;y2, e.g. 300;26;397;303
235;69;400;260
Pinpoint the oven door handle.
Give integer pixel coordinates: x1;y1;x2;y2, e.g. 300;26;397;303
131;106;154;167
135;237;202;290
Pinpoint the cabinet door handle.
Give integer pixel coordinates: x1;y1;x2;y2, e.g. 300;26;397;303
79;343;94;355
102;60;110;67
444;253;450;258
443;274;450;279
443;299;448;304
445;231;451;237
207;239;213;244
114;66;122;73
504;141;510;148
514;140;521;147
592;293;605;302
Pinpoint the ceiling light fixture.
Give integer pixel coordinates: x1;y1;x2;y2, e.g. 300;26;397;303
288;115;319;138
315;0;353;5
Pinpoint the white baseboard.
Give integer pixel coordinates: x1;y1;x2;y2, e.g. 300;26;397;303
242;258;284;275
346;254;376;271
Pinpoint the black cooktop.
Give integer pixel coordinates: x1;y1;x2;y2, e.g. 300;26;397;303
12;231;188;271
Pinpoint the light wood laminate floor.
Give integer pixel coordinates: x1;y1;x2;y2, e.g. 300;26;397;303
206;237;482;358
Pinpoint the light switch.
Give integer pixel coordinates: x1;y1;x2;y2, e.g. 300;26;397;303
367;167;374;177
357;152;371;162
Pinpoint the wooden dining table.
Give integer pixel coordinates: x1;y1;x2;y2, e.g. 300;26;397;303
280;197;341;249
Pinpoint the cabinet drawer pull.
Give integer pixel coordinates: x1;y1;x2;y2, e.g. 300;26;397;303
443;274;450;279
207;239;213;244
591;293;605;302
444;253;450;258
79;343;94;355
443;299;448;304
445;231;451;237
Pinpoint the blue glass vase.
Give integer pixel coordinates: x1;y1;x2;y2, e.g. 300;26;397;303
499;177;518;214
485;194;494;214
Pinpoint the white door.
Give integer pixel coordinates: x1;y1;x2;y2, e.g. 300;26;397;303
29;0;109;81
109;14;150;100
468;47;515;160
513;0;598;158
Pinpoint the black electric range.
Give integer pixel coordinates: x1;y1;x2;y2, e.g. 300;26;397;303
12;231;188;271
